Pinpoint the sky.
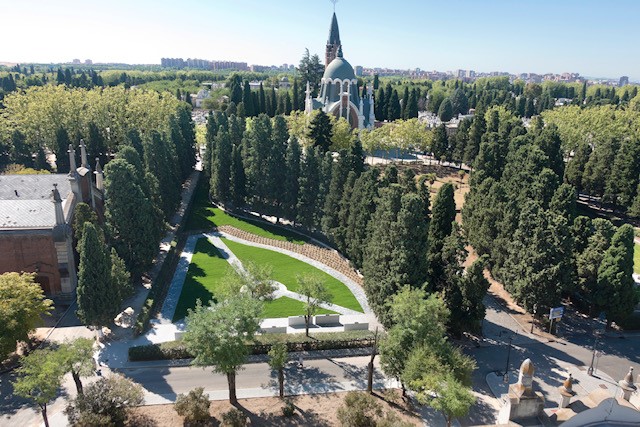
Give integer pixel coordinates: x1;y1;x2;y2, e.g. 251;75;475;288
2;0;639;80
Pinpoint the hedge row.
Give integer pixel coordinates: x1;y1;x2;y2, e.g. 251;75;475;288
129;330;376;361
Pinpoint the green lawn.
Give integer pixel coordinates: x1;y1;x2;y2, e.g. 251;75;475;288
223;238;363;313
634;243;640;274
184;180;308;245
172;238;234;321
263;296;336;318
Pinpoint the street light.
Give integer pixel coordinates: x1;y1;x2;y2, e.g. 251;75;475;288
588;312;606;376
530;304;538;334
503;332;517;379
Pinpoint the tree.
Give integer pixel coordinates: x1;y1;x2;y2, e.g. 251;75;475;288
432;124;449;162
144;131;181;218
450;89;469;116
405;88;419;119
297;275;332;336
268;342;288;398
77;222;119;329
336;391;383;427
594;224;638;324
438;97;454;122
283;137;301;221
10;130;32;167
0;273;53;360
427;183;456;290
110;247;132;302
174;388;211;424
297;146;320;228
65;374;144;426
104;159;160;275
58;338;95;395
308;110;333;152
54;126;71;173
412;374;475;427
604;138;640;208
298;49;323;96
242;80;254;117
13;349;66;427
86;122;108;167
211;127;232;203
183;296;262;404
387;89;401;121
72;202;98;245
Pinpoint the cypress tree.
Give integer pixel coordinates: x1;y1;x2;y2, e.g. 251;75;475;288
269;116;289;218
334;171;357;253
604;138;640;208
296;146;320;229
258;83;266;115
401;87;409;119
210;127;232;204
438;97;454;122
373;74;379;90
176;106;197;174
242;81;254;117
594;224;637;324
322;151;351;239
86;123;108;167
76;222;117;328
564;142;591;193
292;80;300;111
283;137;301;222
110;248;132;302
10;130;32;167
34;146;50;171
104;159;159;276
143;131;180;219
375;87;386;121
54;126;71;173
427;183;456;290
405;89;418;119
387;89;401;121
432;124;449;163
346;169;379;268
126;129;144;161
464;110;486;166
307;110;333;152
230;144;246;208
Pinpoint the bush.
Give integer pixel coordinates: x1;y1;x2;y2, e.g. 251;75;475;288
336;391;383;427
174;387;210;424
282;399;295;417
129;330;375;361
221;408;247;427
65;374;144;426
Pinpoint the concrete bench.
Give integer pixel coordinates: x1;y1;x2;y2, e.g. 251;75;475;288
261;326;287;334
344;322;369;331
314;314;341;326
288;316;306;327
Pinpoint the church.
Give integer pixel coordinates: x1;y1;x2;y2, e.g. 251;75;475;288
305;11;375;130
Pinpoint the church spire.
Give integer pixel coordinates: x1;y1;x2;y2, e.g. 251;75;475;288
325;12;342;67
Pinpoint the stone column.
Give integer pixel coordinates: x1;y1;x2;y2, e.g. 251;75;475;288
619;367;637;401
558;373;576;408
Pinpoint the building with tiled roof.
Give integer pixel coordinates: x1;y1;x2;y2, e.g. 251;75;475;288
0;141;103;301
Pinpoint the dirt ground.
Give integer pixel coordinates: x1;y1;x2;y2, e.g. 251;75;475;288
130;390;422;426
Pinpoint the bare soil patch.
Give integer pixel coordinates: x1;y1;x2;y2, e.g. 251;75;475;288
130;390;421;426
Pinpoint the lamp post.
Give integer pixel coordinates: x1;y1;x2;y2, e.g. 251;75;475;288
588;313;606;377
503;332;516;380
530;304;538;334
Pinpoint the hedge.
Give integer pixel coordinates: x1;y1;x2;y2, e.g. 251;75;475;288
129;330;375;361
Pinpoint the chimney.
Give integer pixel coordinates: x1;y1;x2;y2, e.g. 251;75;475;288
52;184;65;226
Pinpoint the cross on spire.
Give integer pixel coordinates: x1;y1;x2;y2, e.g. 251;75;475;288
331;0;338;12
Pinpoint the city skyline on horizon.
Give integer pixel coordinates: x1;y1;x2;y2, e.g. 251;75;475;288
3;0;639;81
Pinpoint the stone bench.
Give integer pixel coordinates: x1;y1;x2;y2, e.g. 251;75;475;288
261;326;287;334
314;314;341;326
288;316;306;327
344;322;369;331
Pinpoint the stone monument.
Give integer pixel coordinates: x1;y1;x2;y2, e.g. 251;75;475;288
558;373;576;408
497;358;545;424
619;367;637;402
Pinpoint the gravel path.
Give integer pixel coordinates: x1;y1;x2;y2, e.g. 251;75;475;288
158;234;199;323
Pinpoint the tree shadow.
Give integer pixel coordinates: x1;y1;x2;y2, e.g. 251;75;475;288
0;370;69;417
230;400;329;426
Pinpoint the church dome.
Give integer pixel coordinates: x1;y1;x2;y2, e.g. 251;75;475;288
323;56;356;81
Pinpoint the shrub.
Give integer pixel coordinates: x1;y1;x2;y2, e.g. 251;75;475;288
174;387;210;424
65;374;144;426
376;412;415;427
221;408;247;427
282;399;295;417
336;391;383;427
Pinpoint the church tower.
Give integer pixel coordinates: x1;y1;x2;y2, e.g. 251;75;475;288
325;12;342;68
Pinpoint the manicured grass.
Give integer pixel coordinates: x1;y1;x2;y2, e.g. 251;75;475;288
184;180;308;245
634;243;640;274
263;296;336;318
223;238;363;313
172;238;234;321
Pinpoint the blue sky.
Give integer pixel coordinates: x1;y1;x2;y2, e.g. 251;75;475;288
3;0;638;79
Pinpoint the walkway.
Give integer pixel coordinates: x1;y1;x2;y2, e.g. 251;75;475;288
158;230;372;323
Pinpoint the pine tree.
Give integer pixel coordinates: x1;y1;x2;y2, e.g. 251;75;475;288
307;110;333;152
296;146;320;229
594;224;637;324
54;126;72;173
427;183;456;290
76;223;118;328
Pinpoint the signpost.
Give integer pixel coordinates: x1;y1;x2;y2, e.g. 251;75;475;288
548;306;564;334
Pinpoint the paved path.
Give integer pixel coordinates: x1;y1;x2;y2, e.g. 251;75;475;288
158;234;199;322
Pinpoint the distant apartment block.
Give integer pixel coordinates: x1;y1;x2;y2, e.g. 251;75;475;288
619;76;630;86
